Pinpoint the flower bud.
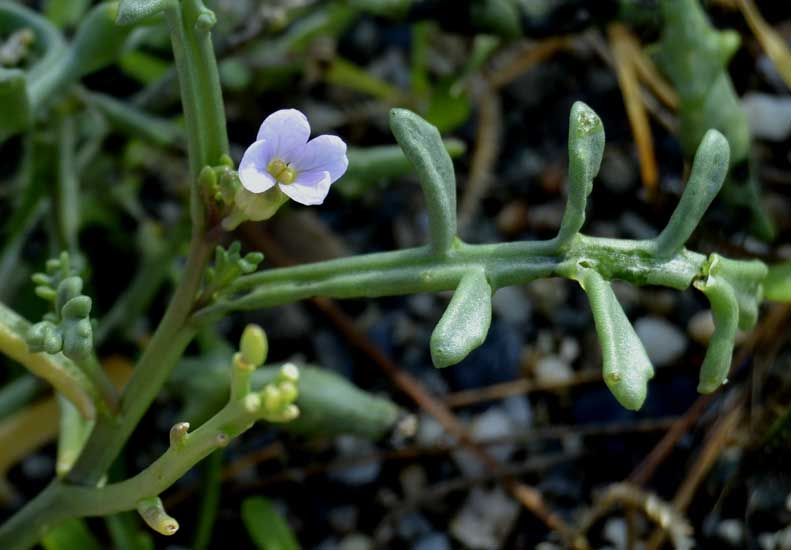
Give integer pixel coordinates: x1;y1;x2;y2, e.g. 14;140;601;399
240;325;268;367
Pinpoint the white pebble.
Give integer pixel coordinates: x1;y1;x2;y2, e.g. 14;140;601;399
492;285;532;324
453;407;514;477
635;316;687;367
450;487;519;549
742;92;791;141
535;355;574;384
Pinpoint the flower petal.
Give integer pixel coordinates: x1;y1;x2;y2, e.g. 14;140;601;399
279;171;332;205
239;139;276;193
256;109;310;160
291;134;348;183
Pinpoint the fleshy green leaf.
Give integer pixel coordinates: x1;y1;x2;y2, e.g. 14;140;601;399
694;275;738;393
764;260;791;302
171;360;402;441
116;0;169;26
389;108;457;255
555;101;604;247
430;269;492;368
653;130;729;258
423;79;471;133
470;0;521;39
68;3;135;78
577;267;654;410
0;68;30;141
706;254;767;330
241;497;300;550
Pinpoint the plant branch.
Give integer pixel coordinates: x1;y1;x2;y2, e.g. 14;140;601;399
193;235;706;324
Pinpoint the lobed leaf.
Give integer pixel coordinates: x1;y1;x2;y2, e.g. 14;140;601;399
389;108;457;255
653;129;729;258
116;0;168;26
577;266;654;410
430;269;492;368
555;101;604;247
67;3;135;78
171;358;402;442
694;275;738;394
706;254;766;330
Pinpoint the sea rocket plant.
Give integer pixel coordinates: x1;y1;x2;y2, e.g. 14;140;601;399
0;1;787;548
239;109;349;205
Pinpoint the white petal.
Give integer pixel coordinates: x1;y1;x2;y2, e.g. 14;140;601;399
239;140;276;193
256;109;310;160
291;134;348;183
279;171;332;205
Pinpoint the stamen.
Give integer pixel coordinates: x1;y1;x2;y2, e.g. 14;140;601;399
267;158;297;184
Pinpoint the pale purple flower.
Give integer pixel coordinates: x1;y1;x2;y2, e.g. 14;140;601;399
238;109;348;205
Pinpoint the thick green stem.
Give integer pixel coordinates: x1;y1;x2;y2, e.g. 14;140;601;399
164;0;228;228
0;386;265;550
195;235;706;324
0;0;226;545
65;235;211;485
64;0;228;487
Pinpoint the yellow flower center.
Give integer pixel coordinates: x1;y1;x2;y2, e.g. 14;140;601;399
267;158;296;184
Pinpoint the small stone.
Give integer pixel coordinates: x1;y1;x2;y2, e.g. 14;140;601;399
416;414;449;447
450;487;519;549
413;532;451;550
330;436;380;486
742;93;791;141
716;518;744;546
688;310;715;345
635;316;687;367
396;511;432;540
492;285;532;325
453;407;514;477
559;337;580;363
338;533;373;550
534;355;573;384
603;518;626;549
502;395;532;427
